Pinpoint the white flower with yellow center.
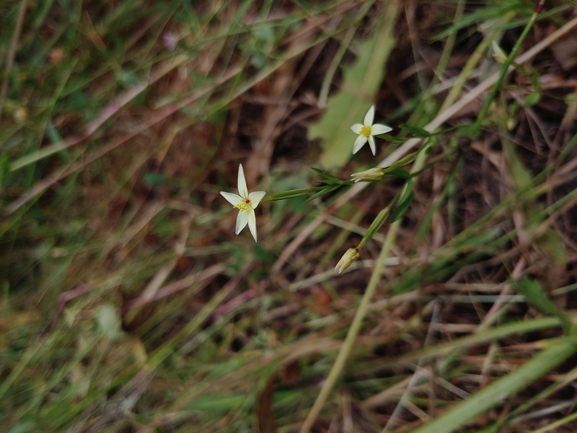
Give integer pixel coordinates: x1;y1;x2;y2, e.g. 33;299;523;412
350;105;392;155
220;164;266;242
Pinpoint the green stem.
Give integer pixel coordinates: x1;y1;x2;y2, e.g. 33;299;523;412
300;117;432;433
263;188;315;202
431;0;464;89
473;5;541;130
413;339;577;433
357;207;389;250
299;219;401;433
440;12;514;112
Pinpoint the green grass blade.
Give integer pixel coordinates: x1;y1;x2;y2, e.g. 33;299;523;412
413;339;577;433
308;2;400;169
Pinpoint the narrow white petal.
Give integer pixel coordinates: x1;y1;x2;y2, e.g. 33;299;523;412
220;191;243;206
368;136;376;155
247;210;258;242
352;135;368;154
237;164;248;197
371;124;392;135
235;210;249;235
364;105;375;126
249;191;266;208
350;124;364;134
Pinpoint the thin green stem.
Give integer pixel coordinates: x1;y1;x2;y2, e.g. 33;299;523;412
299;219;400;433
300;115;432;433
428;0;464;94
473;6;541;130
263;188;315;202
440;12;514;112
318;26;356;108
413;339;577;433
534;411;577;433
357;207;389;250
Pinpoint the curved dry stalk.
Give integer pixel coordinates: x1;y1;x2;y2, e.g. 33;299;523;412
0;0;28;120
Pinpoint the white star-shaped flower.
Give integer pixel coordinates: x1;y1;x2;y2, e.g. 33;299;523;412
350;105;392;155
220;164;266;242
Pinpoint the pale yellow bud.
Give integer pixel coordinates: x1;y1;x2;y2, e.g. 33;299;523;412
350;167;385;183
492;41;507;64
335;248;360;274
13;107;28;123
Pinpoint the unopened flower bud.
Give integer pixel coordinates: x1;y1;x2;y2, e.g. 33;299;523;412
350;167;385;183
335;248;360;274
492;41;507;64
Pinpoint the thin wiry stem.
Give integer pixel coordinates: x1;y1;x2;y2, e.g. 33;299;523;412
0;0;28;120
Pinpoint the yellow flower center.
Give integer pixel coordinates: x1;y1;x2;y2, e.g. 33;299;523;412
360;125;372;137
234;198;252;212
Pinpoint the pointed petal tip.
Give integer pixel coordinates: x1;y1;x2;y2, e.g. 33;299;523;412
237;163;248;197
364;105;375;126
371;124;392;135
351;124;363;134
368;136;376;155
221;191;243;206
235;210;249;235
352;135;367;154
249;191;266;208
247;210;258;242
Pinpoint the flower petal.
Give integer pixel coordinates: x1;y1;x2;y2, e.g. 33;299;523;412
247;210;258;242
350;123;364;134
363;105;375;126
370;124;392;135
368;136;376;155
220;191;243;206
249;191;266;208
235;210;249;235
237;164;248;197
352;135;368;154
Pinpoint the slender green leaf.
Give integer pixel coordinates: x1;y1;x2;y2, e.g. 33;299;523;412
524;92;540;106
413;340;577;433
382;168;411;179
398;123;431;138
512;277;570;332
390;187;414;223
308;3;400;169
